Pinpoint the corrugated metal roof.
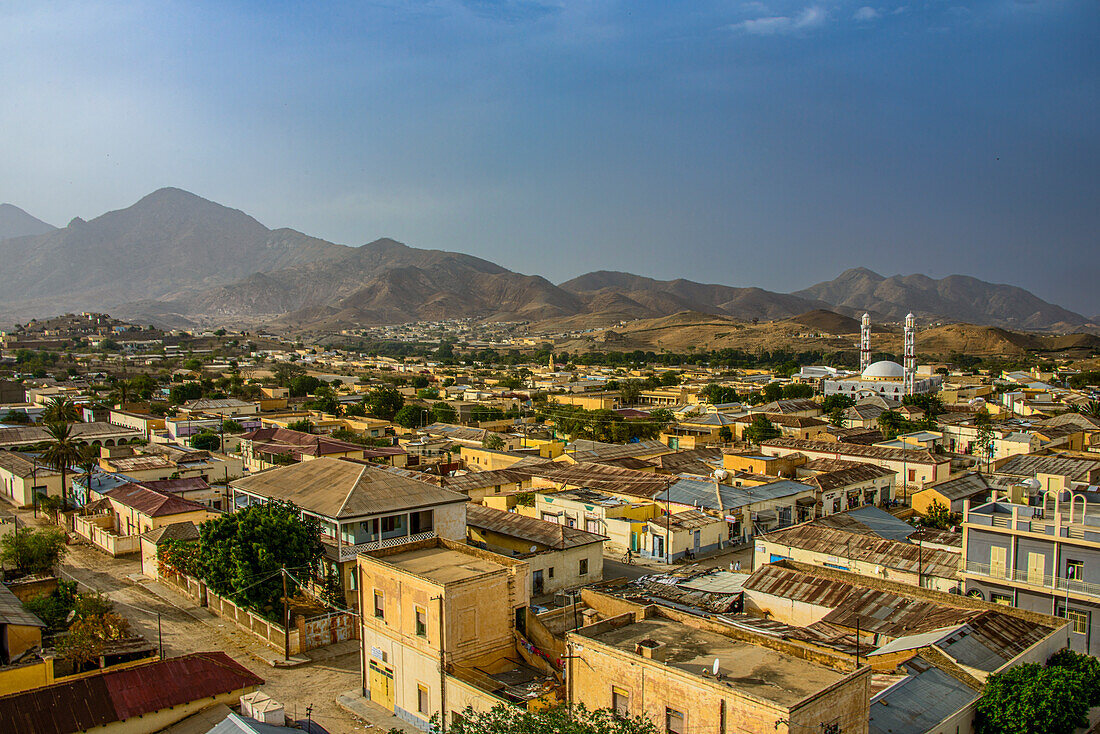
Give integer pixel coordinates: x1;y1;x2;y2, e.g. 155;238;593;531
815;505;917;542
0;652;263;734
231;457;468;519
800;464;897;493
466;504;604;550
0;582;45;628
743;564;857;608
919;472;990;501
868;658;979;734
103;483;208;517
761;438;947;466
996;453;1100;482
760;523;960;579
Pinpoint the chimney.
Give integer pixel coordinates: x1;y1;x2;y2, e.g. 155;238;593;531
635;638;666;660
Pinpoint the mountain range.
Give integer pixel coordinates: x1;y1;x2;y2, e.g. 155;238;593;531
0;188;1094;333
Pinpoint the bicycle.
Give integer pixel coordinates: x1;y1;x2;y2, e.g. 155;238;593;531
621;551;635;565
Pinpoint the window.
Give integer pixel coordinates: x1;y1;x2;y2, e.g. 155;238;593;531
548;567;555;579
1067;560;1084;580
1068;609;1089;635
374;590;385;619
612;686;630;717
417;684;430;714
579;559;589;576
991;592;1013;606
415;606;427;637
665;707;685;734
348;569;358;591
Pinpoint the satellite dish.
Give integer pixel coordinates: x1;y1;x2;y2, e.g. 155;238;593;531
530;545;538;553
712;469;729;481
712;658;720;676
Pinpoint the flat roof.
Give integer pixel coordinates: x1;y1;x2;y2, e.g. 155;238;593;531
581;616;844;707
383;546;506;584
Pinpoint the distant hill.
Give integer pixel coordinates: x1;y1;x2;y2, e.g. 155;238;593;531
143;238;586;330
0;187;1093;334
560;271;835;323
784;310;862;334
0;188;349;317
795;267;1091;331
0;203;55;239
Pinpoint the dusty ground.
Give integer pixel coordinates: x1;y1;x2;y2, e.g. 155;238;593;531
13;508;401;733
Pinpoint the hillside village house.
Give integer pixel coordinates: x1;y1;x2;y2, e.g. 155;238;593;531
77;482;215;557
358;538;553;731
466;503;605;596
231;458;468;609
0;422;144;451
238;426;367;472
759;438;950;496
0;451;63;507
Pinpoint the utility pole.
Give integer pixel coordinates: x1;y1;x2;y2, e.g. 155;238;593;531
433;594;447;730
158;612;164;660
282;566;290;661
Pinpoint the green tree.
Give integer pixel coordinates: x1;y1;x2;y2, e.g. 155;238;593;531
190;431;221;452
42;395;79;423
744;414;781;443
821;394;855;413
877;410;906;440
700;383;740;405
649;408;674;425
393;405;426;429
828;407;846;427
471;405;505;423
0;526;66;576
762;382;784;402
974;409;995;471
482;434;505;450
344;401;367;417
1047;648;1100;706
781;383;814;399
198;501;323;613
289;375;322;397
41;422;82;510
718;425;733;443
923;500;961;530
975;663;1089;734
286;419;314;434
619;380;643;406
169;382;204;404
24;579;77;632
399;703;658;734
903;393;945;418
366;385;405;421
431;402;457;424
183;358;204;371
1;409;31;424
221;419;244;433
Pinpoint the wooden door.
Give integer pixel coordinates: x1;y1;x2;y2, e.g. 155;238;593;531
1028;552;1046;586
369;659;394;711
990;546;1007;578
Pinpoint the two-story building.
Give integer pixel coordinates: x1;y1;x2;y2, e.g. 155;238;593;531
232;458;469;609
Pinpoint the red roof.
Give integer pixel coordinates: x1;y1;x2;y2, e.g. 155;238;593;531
103;483;208;517
241;426;364;459
0;652;263;733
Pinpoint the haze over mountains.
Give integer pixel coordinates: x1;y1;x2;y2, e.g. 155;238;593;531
0;188;1093;333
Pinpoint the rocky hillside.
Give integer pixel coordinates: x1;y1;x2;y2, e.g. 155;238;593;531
795;267;1090;331
0;203;55;240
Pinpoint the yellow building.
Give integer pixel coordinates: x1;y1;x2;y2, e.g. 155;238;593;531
358;538;558;731
0;451;65;508
548;391;619;411
567;601;870;734
0;584;44;666
466;504;605;596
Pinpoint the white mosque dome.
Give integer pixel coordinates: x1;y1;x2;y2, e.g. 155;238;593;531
862;360;905;379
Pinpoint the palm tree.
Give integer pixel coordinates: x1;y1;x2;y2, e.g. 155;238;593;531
42;395;79;423
1082;401;1100;420
41;422;83;512
77;445;100;504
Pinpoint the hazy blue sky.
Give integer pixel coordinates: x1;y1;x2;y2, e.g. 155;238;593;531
1;1;1097;315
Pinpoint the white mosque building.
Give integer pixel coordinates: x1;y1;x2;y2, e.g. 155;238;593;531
823;313;943;400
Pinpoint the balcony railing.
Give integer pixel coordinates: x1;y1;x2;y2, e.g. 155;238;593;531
963;560;1100;598
335;530;436;562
